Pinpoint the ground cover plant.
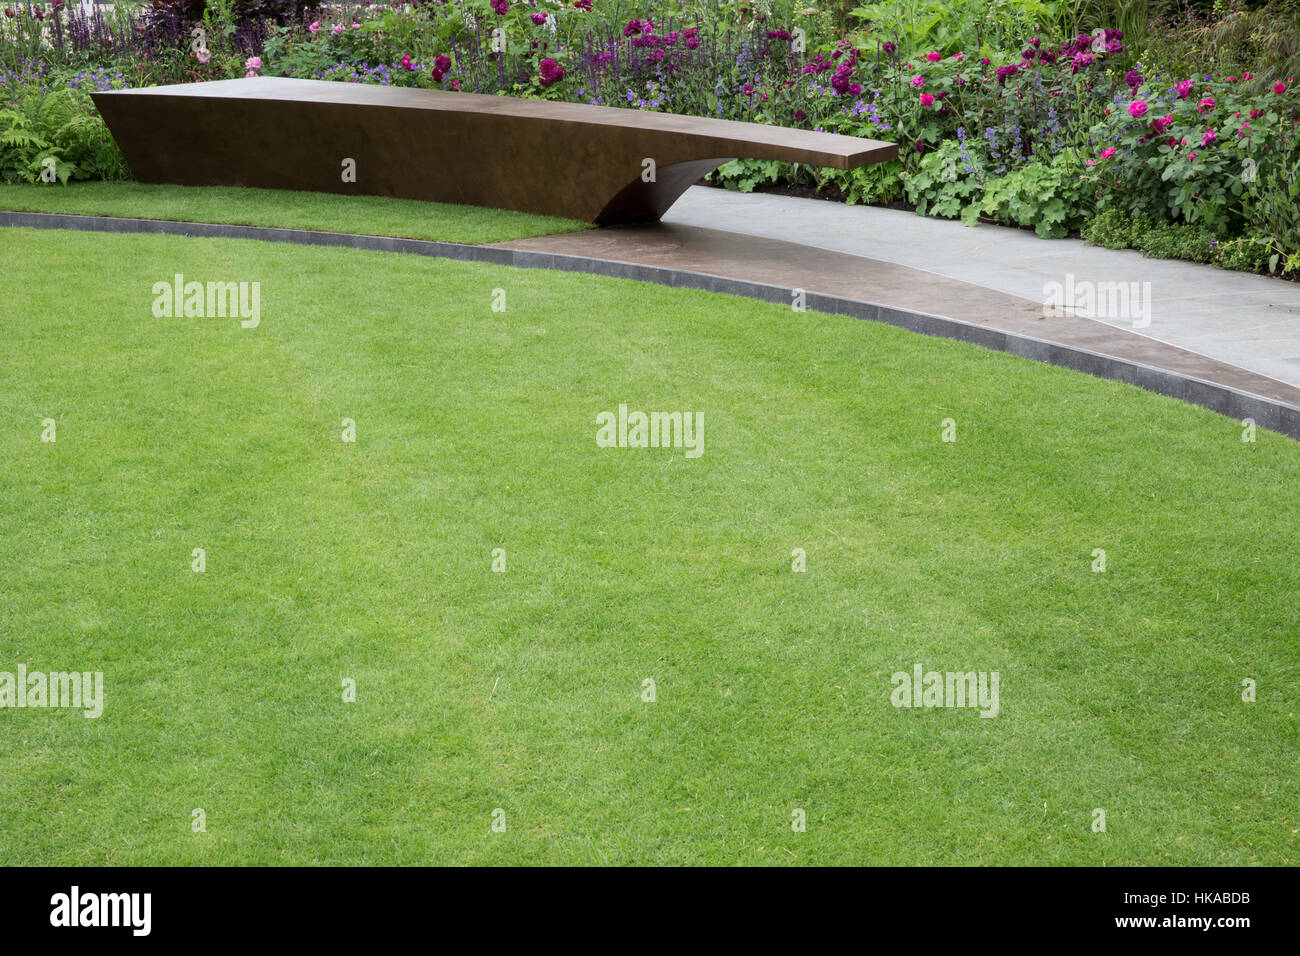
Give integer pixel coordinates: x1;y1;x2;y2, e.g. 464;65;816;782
1;225;1297;865
2;0;1298;274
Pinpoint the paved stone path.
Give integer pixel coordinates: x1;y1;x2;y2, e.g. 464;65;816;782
662;187;1300;390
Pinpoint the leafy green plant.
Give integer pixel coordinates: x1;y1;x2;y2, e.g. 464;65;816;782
850;0;1069;57
1080;206;1138;247
971;152;1091;236
1138;0;1300;82
1083;213;1208;260
261;23;340;79
1216;232;1276;271
711;157;788;192
0;106;60;183
1082;205;1287;275
1132;218;1219;261
1227;126;1300;274
0;87;127;184
822;161;908;204
904;139;982;217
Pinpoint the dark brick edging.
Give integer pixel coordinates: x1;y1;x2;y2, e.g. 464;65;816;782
6;209;1299;441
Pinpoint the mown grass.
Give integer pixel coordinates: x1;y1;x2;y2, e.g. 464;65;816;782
0;226;1296;865
0;182;589;244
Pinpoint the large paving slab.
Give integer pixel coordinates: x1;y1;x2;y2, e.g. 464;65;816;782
659;186;1300;389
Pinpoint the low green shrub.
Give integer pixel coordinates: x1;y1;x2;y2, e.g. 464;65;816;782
1079;207;1134;248
711;158;789;193
822;161;908;204
1081;210;1216;259
902;145;1090;238
1229;128;1300;274
1082;205;1291;275
904;140;982;218
970;153;1092;237
1216;234;1276;272
1133;219;1218;261
0;87;128;184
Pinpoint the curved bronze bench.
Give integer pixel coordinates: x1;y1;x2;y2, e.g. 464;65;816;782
91;77;897;225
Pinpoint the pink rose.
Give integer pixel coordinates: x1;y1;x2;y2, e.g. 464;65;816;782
919;92;934;106
1128;99;1148;118
1101;147;1116;159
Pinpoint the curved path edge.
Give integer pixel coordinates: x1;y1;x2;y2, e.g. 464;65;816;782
5;209;1299;442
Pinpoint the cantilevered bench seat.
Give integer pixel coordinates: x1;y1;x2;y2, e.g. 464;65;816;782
91;77;898;225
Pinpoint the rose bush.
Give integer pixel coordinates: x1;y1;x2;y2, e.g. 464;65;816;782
1085;71;1297;233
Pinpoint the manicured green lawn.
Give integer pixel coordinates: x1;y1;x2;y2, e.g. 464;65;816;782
1;226;1296;865
0;182;589;244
